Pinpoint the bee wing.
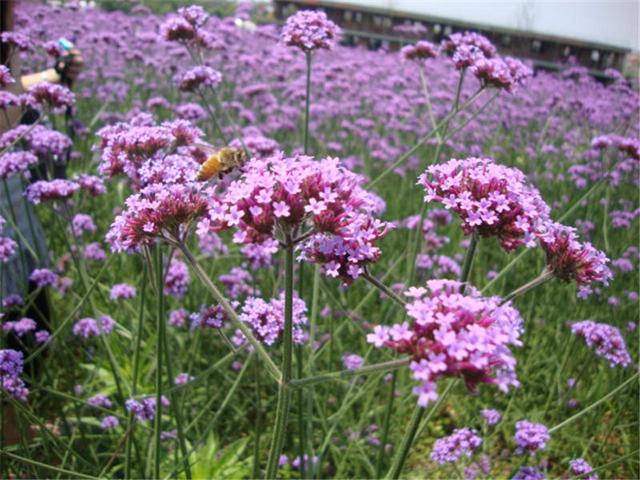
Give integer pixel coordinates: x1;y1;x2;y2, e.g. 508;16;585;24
190;142;217;155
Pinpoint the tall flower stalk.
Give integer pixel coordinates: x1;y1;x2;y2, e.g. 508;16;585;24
153;247;164;480
303;52;312;154
265;234;295;478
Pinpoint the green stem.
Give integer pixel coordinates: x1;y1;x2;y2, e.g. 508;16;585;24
296;346;306;478
303;52;312;154
2;451;97;480
501;269;554;305
290;358;411;388
161;305;192;479
265;237;295;479
418;65;440;141
362;269;406;307
460;234;479;293
179;243;282;383
548;373;638;434
125;264;147;479
385;380;456;479
375;371;397;478
385;404;424;480
154;247;164;480
253;361;263;480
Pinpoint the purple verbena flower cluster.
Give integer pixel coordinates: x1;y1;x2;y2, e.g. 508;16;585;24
419;157;550;252
569;458;598;480
514;420;550;455
125;395;170;422
537;223;613;288
368;279;523;407
570;320;631;367
26;179;80;204
281;10;340;52
233;292;308;347
430;427;482;464
0;349;29;400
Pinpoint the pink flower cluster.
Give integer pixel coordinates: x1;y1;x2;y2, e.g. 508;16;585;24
592;134;640;160
106;183;208;252
470;56;532;92
190;304;229;330
514;420;550;455
537;223;613;287
0;151;38;179
233;292;308;347
96;115;202;186
299;214;390;284
110;283;137;300
442;32;497;59
570;320;631;367
441;32;531;91
176;66;222;92
1;125;72;158
281;10;341;52
72;316;116;338
418;157;550;251
25;179;80;204
430;428;482;464
367;280;523;407
160;6;209;45
0;65;15;87
24;82;75;114
401;41;438;62
207;153;389;282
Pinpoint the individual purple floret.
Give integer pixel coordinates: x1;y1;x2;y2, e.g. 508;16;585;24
514;420;550;455
431;428;482;464
571;321;631;367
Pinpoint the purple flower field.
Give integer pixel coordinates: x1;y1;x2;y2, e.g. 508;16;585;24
0;2;637;479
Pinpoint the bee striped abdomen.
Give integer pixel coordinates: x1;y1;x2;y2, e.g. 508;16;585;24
197;154;222;181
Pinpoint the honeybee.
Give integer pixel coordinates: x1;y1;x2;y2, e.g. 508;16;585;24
194;145;247;181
